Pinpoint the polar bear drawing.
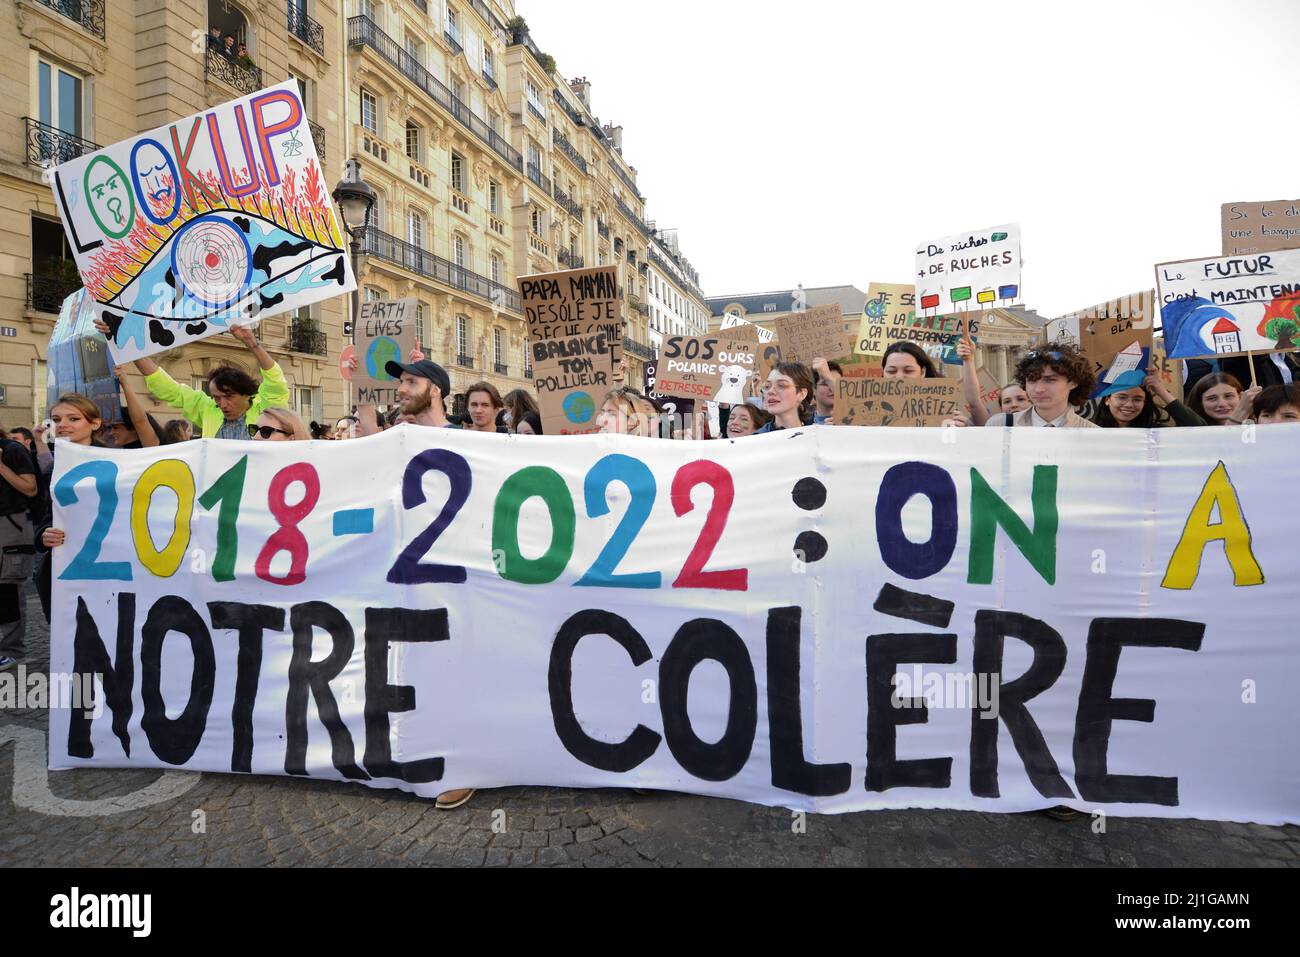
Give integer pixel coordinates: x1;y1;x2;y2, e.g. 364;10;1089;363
715;364;750;405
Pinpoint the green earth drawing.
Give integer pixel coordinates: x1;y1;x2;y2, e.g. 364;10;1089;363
366;337;400;380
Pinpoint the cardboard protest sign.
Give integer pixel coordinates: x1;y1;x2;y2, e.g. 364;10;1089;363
46;288;121;425
1156;249;1300;359
719;311;776;343
833;376;961;427
774;303;851;365
352;297;417;407
1222;199;1300;255
520;265;622;371
976;366;1002;413
1053;291;1154;381
916;223;1021;315
520;266;626;435
1149;336;1184;404
48;80;354;363
655;333;757;403
46;429;1300;823
855;282;916;358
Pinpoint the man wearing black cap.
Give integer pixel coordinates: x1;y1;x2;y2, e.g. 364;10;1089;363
384;354;461;430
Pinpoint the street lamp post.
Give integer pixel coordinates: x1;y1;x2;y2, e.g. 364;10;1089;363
332;158;377;414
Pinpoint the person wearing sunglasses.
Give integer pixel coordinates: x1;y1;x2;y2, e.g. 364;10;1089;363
248;408;309;441
985;345;1099;428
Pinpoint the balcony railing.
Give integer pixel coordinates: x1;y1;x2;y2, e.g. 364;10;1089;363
527;101;547;125
507;28;550;71
615;196;652;237
482;69;498;92
553;185;583;222
557;248;584;269
648;248;706;302
445;31;463;56
457;354;474;368
597;221;610;240
307;120;325;165
524;368;534;379
552;88;585;127
288;322;328;356
607;155;643;200
552;129;588;174
348;16;522;171
365;226;522;313
287;1;325;56
526;163;551;196
24;117;99;168
623;337;656;362
33;0;104;40
205;48;263;97
494;362;509;376
26;271;82;314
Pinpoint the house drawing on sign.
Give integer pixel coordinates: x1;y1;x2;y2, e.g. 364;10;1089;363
1211;317;1243;354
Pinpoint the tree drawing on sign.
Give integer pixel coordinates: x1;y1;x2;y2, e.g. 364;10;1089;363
1258;291;1300;349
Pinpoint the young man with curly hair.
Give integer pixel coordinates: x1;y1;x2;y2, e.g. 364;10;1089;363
985;344;1099;429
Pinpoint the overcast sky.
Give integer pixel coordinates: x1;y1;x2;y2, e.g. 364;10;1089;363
523;0;1300;316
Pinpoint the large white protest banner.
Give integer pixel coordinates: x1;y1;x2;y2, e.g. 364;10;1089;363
49;80;354;363
47;428;1300;823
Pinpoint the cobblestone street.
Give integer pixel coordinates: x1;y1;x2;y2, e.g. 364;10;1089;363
3;587;1297;868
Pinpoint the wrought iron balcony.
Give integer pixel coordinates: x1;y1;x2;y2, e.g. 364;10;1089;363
365;226;522;313
308;120;325;164
24;117;99;168
597;221;610;240
552;129;588;173
457;354;474;368
553;185;583;222
33;0;104;40
482;69;498;92
623;337;656;361
552;88;585;127
557;248;584;269
205;48;263;97
287;1;325;56
445;31;463;56
526;163;551;196
527;101;547;125
608;157;643;201
348;16;522;171
615;196;652;237
26;271;82;314
494;362;509;376
288;322;327;356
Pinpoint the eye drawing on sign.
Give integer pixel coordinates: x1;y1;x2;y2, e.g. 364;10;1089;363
51;82;353;363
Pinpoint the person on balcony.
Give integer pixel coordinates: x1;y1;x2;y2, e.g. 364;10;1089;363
236;43;257;71
207;26;222;51
222;35;237;60
92;321;289;440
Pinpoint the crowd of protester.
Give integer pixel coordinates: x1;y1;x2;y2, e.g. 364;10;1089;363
4;321;1299;814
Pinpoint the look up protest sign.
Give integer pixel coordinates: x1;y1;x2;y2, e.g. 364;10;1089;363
48;428;1300;822
49;80;355;363
1156;248;1300;359
520;266;622;435
915;223;1021;316
352;298;418;407
833;377;962;426
1222;199;1300;255
774;303;852;365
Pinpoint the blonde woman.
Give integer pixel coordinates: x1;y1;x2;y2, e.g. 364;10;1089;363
248;407;311;441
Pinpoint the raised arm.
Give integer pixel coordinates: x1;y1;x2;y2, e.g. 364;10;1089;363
957;338;990;426
116;366;161;447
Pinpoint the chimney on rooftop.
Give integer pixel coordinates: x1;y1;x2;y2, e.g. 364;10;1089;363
570;77;591;109
603;124;623;150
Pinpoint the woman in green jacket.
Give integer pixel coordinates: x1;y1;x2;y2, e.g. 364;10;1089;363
93;323;289;439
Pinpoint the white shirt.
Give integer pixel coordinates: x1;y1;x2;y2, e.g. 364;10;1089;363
1269;353;1294;385
1030;408;1071;428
